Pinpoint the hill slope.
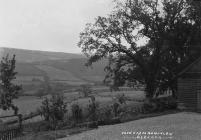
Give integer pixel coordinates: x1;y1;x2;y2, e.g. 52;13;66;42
0;47;108;95
33;58;107;82
0;47;84;63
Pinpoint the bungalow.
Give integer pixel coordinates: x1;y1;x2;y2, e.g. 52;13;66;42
177;56;201;111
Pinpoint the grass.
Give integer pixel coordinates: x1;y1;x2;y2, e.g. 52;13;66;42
35;65;83;82
14;126;93;140
8;88;182;140
0;90;144;116
0;89;144;130
58;112;201;140
97;90;145;100
0;96;43;118
16;63;44;76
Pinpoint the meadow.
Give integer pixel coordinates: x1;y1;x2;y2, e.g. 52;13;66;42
0;88;145;123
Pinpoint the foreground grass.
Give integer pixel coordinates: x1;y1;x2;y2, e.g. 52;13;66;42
58;112;201;140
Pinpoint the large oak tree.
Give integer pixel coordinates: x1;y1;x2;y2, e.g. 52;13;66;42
78;0;201;99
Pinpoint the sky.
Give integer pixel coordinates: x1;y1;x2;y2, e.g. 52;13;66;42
0;0;113;53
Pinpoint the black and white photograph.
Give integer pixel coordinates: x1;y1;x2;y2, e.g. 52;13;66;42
0;0;201;139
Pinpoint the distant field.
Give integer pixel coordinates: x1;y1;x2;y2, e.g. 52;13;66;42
35;65;81;81
16;63;44;76
13;57;107;88
97;90;145;100
0;90;145;119
53;80;88;85
0;96;43;117
35;65;89;86
15;75;44;83
81;76;104;82
63;90;145;118
39;58;106;83
2;47;84;63
66;95;144;118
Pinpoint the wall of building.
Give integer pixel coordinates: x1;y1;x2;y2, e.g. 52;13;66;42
177;77;201;110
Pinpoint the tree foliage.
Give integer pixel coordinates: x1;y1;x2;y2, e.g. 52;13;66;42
78;0;201;99
39;94;67;129
78;84;92;97
0;54;22;113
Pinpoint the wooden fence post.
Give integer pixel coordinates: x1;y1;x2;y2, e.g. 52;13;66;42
18;114;23;133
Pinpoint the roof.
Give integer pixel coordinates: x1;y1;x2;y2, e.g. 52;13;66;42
177;55;201;77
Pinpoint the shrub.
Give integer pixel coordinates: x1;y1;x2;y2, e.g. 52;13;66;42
96;101;123;125
35;88;46;98
111;102;120;117
166;97;177;109
143;101;157;113
143;97;177;113
115;93;126;104
87;96;99;122
71;103;83;123
39;94;67;130
98;106;113;124
155;99;166;112
78;85;93;97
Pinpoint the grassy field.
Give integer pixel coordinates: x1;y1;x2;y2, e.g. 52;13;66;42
2;89;147;139
35;65;83;81
0;96;43;117
35;65;88;85
59;112;201;140
0;90;145;121
97;90;145;100
16;63;44;76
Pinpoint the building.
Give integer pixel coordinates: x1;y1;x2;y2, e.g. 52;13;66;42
177;56;201;111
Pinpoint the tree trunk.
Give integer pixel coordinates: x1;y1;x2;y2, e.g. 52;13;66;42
145;79;156;103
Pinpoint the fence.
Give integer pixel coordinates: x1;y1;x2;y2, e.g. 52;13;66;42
0;114;22;140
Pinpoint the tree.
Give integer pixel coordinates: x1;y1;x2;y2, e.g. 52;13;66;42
0;54;22;114
39;94;67;129
36;74;52;97
78;84;92;97
78;0;201;99
35;88;46;98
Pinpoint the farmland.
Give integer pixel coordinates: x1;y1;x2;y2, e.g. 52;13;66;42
0;48;107;96
12;61;106;95
12;58;107;95
35;65;88;85
0;89;145;122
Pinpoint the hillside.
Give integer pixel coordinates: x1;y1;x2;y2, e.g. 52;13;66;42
33;58;107;82
0;47;84;63
0;47;107;95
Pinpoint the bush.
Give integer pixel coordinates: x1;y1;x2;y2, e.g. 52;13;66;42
98;104;122;125
71;103;83;124
39;94;67;130
166;97;177;109
98;106;113;124
115;93;126;104
111;102;120;117
35;88;46;98
143;100;158;113
78;85;93;97
155;99;166;112
143;97;177;113
87;96;99;122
